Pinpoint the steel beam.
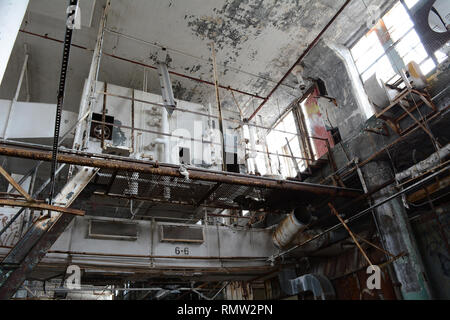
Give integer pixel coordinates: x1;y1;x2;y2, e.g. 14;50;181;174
0;167;98;299
0;144;361;198
0;166;32;202
0;199;85;216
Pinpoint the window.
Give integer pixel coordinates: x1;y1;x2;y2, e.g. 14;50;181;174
266;111;306;178
350;0;448;87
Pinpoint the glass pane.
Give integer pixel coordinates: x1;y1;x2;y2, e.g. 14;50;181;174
361;55;396;83
420;58;436;74
402;43;428;65
383;2;414;42
395;29;421;57
266;111;304;177
435;49;448;63
353;32;385;73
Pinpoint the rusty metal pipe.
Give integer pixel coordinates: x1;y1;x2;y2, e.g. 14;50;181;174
0;144;361;198
18;29;265;101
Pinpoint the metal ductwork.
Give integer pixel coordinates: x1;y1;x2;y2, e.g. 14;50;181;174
395;143;450;181
272;207;312;248
279;269;335;300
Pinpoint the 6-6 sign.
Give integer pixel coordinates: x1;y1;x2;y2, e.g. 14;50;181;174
175;247;190;255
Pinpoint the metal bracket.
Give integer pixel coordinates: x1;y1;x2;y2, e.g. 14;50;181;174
157;52;176;115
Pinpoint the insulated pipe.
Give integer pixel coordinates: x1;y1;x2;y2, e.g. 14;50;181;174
395;143;450;181
273;207;312;248
247;124;257;159
154;106;170;163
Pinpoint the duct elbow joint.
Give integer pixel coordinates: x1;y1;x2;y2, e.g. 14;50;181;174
272;207;312;248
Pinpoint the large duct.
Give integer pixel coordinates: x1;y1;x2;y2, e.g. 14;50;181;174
279;269;335;299
395;143;450;181
272;207;312;248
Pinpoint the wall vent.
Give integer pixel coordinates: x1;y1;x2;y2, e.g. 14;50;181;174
88;220;138;241
160;225;204;243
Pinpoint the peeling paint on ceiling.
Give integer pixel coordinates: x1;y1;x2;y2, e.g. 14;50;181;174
0;0;396;128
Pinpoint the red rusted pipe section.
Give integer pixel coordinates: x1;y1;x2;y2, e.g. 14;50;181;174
248;0;352;121
0;144;361;198
19;29;265;100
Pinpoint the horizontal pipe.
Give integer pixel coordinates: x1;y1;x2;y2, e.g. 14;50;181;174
0;199;85;216
248;0;352;120
18;29;265;101
43;250;269;261
99;90;328;146
270;164;450;261
0;144;361;198
91;118;313;161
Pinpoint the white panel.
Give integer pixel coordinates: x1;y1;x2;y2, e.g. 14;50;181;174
3;100;76;139
0;0;29;85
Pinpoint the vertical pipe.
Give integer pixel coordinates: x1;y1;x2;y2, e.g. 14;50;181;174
2;52;29;138
210;43;227;171
362;161;433;299
72;0;110;152
131;89;135;153
101;82;107;149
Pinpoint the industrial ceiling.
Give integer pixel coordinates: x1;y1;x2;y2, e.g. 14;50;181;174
1;0;395;128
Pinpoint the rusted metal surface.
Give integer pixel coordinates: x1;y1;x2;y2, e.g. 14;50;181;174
332;267;398;300
375;88;437;139
273;209;311;249
23;249;268;261
407;175;450;203
0;199;85;216
320;105;450;185
329;203;373;266
195;182;222;207
0;167;98;299
0;214;75;299
0;166;32;202
0;144;361;198
270;164;450;261
225;281;254;300
210;43;227;171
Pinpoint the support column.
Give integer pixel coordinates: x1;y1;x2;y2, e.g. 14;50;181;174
362;160;433;299
0;0;29;85
72;0;110;152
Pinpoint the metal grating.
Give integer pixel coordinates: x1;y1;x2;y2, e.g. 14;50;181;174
87;168;353;218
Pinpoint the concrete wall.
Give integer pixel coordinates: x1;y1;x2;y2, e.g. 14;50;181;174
298;38;450;299
411;212;450;299
303;40;373;142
